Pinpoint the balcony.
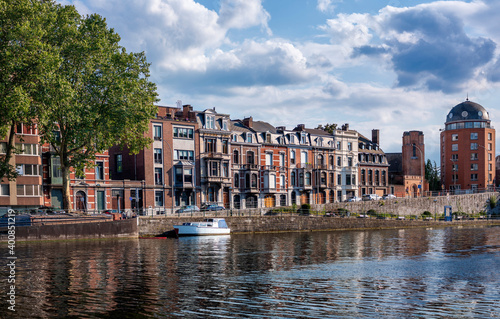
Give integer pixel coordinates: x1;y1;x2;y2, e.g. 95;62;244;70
261;165;276;171
202;152;230;159
315;164;328;170
243;164;260;171
297;163;313;169
242;186;260;193
201;176;231;184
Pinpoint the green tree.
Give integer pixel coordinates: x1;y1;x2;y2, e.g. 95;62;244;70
0;0;59;181
37;3;158;210
425;159;441;191
316;123;337;134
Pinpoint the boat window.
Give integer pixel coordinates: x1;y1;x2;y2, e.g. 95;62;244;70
218;220;228;228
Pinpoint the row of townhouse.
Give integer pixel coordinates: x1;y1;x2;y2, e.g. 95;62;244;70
107;104;391;214
1;103;393;214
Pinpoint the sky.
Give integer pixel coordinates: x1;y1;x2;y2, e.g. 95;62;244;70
57;0;500;164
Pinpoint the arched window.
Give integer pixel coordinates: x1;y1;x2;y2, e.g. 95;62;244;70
280;174;286;189
317;154;324;166
251;174;258;188
291;171;296;186
247;151;254;165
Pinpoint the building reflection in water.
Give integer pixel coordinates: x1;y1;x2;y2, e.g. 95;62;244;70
2;226;498;318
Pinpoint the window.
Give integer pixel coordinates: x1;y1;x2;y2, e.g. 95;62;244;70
173;127;194;139
175;167;183;184
470;132;478;140
488;143;492;151
222;162;229;177
205;138;216;153
451;154;458;160
337;156;341;166
251;174;258;188
246;133;253;143
210;162;218;176
317;138;323;147
337;141;341;150
471;153;478;160
233;150;239;164
291;171;296;186
17;185;41;196
488;133;492;141
471;174;478;181
489;153;493;161
280;153;285;167
19;144;39;155
153;125;162;140
0;184;9;196
452;144;458;151
452;164;458;171
320;172;326;185
280;175;286;189
222;140;229;154
471;143;478;150
452;134;459;141
0;142;6;154
247;151;255;165
266;133;271;143
346;174;351;185
17;164;39;176
301;133;307;144
174;150;194;161
184;168;193;183
155;168;163;185
205;115;215;129
222;120;228;131
489;163;492;171
116;154;123;172
234;173;239;188
232;134;238;142
337;174;342;185
305;172;311;185
347;157;353;167
154;149;162;163
290;150;295;164
301;151;308;164
317;154;324;166
471;163;478;171
347;142;352;151
299;172;304;186
96;162;104;180
155;191;164;207
266;153;272;166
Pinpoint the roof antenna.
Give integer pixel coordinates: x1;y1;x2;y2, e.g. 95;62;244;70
466;93;469;101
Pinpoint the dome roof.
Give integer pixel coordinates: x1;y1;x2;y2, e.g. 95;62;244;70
445;100;489;123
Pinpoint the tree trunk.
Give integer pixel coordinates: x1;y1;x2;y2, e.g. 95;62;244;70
61;159;72;212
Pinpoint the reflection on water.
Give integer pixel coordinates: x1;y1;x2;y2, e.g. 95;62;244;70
1;226;500;318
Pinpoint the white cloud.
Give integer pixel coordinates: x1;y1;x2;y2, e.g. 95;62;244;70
317;0;336;13
218;0;271;35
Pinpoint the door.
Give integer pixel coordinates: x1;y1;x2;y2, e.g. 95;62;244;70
51;189;63;209
97;190;105;212
223;189;229;208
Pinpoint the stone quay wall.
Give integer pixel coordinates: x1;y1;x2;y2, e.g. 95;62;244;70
138;215;500;237
0;218;138;242
314;192;497;216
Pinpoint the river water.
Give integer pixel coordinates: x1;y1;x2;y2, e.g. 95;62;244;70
1;225;500;318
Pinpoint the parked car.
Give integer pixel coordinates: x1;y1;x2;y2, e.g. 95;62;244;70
175;205;200;213
347;196;362;202
362;194;382;201
382;194;397;199
103;209;119;215
204;204;225;211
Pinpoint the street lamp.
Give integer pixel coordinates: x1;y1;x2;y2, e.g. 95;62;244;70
412;143;424;197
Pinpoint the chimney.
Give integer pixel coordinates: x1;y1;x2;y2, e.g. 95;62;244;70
276;126;286;132
342;123;349;131
296;124;305;131
182;104;192;119
372;129;380;145
243;116;253;128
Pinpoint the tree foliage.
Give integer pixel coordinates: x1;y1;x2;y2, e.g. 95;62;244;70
316;123;337;134
0;0;59;181
425;159;441;191
36;3;159;209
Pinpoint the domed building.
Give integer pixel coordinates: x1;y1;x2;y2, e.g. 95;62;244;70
440;99;495;192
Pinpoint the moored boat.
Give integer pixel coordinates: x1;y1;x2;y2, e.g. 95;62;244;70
173;218;230;236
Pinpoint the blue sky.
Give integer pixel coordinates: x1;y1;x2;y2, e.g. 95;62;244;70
58;0;500;164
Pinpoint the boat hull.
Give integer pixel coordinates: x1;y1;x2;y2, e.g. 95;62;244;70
174;225;230;236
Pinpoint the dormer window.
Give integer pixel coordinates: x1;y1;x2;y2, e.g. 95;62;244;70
232;134;238;142
266;133;271;143
246;133;253;143
317;137;323;147
301;133;307;144
290;135;295;143
222;119;228;131
205;115;215;129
